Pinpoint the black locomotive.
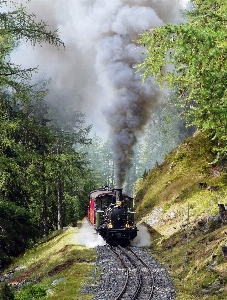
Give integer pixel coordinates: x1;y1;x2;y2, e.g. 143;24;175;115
88;186;137;246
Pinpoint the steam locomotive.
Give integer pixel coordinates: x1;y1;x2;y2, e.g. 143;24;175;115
88;186;137;246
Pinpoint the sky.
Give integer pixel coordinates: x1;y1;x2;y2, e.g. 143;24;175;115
12;0;188;186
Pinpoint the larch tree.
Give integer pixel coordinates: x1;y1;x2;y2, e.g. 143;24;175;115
0;0;63;264
137;0;227;162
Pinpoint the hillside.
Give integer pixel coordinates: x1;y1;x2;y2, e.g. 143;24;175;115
0;227;97;299
134;131;227;299
1;131;227;299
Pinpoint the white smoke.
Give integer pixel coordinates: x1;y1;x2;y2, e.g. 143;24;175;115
11;0;187;185
131;224;151;247
75;218;106;248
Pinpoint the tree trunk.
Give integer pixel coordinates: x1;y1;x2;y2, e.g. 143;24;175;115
57;176;64;230
42;182;48;237
56;140;64;230
41;155;48;236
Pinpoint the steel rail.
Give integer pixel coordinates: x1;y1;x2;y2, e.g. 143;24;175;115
108;246;129;300
128;247;155;300
117;245;142;300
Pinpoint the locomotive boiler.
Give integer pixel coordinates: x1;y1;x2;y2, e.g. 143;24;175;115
88;186;137;246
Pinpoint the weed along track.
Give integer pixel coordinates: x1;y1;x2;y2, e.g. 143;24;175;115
83;245;176;300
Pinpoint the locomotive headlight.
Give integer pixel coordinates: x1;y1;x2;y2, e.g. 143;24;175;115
125;222;130;228
108;220;113;228
116;200;122;207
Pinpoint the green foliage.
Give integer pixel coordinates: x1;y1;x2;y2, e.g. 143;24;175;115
0;283;15;300
134;90;193;186
135;130;227;299
0;0;63;101
44;105;94;228
15;285;46;300
136;0;227;160
81;134;116;187
0;0;93;265
0;201;37;267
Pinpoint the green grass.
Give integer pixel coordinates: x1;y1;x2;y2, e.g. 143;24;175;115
2;227;96;300
135;132;227;299
3;131;227;299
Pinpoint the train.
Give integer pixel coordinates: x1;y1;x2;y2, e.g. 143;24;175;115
88;186;137;246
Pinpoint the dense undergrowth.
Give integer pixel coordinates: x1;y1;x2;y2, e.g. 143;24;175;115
135;131;227;299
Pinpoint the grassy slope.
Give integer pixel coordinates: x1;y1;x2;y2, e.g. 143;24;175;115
134;131;227;299
3;227;96;299
2;131;227;299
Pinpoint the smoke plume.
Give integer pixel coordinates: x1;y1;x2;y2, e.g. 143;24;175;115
131;224;151;247
75;218;106;248
12;0;187;186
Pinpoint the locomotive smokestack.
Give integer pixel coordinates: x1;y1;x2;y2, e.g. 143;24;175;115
115;188;123;202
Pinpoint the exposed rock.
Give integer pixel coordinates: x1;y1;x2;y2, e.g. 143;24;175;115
52;278;66;286
204;215;220;233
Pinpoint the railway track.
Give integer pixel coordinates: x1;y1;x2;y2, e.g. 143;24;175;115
82;245;175;300
111;245;154;300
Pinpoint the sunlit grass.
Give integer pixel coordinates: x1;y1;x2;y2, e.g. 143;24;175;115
44;262;95;300
9;227;96;299
135;132;227;299
6;132;227;299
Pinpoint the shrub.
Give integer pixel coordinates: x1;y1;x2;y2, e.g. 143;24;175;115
0;283;15;300
15;285;46;300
